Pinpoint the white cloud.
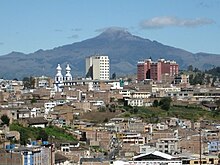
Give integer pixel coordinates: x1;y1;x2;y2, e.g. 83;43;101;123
54;29;63;32
140;16;214;29
71;28;82;31
95;26;128;33
67;34;79;39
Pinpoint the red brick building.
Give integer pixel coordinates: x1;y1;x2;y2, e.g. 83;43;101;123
137;59;179;82
137;59;151;81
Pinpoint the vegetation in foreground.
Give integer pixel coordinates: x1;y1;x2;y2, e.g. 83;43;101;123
120;104;220;123
9;123;77;145
77;97;220;123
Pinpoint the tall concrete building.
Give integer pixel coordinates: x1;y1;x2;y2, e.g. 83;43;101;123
137;59;151;81
86;55;110;80
137;58;179;82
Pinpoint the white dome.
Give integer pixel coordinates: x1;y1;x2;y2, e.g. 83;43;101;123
56;64;62;71
66;64;71;71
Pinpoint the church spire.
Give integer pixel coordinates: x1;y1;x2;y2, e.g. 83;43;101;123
64;64;72;81
55;64;63;83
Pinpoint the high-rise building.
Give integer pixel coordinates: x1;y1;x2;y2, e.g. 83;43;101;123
86;55;110;80
137;59;151;81
137;58;179;82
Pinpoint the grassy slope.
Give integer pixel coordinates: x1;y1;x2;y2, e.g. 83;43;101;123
9;123;77;144
120;105;220;122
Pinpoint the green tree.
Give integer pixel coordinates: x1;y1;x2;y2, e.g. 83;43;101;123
153;100;159;107
212;76;217;86
31;97;37;104
127;78;132;83
111;72;116;80
37;129;48;141
20;131;29;145
1;115;10;126
193;68;200;72
206;67;220;77
205;75;211;85
189;74;194;85
98;106;106;112
23;76;35;89
190;72;205;85
187;65;193;71
151;115;159;123
212;110;220;118
109;104;116;112
159;97;172;111
103;118;108;123
133;107;138;114
216;99;220;107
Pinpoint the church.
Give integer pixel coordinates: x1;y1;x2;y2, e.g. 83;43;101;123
54;64;72;92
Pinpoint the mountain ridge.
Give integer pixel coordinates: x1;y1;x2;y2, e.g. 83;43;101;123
0;28;220;79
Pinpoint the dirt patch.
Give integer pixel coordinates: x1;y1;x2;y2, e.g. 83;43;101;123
79;111;121;123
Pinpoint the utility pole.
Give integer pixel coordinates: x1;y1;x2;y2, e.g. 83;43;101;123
199;128;202;165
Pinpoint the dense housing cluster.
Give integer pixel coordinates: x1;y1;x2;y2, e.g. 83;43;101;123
0;55;220;165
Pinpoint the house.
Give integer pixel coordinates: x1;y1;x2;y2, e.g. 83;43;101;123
60;142;80;152
203;103;218;111
44;101;57;114
153;122;169;131
127;98;143;107
85;130;112;150
208;140;220;153
17;109;30;119
121;132;146;145
156;138;179;155
21;117;48;128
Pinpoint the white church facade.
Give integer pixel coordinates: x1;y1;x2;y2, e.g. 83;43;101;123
54;64;73;92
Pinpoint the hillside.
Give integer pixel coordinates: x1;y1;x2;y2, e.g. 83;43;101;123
0;28;220;79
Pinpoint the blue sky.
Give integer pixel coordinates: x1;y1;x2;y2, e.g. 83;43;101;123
0;0;220;55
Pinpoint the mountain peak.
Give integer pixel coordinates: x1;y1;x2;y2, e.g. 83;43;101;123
96;27;139;41
102;27;130;35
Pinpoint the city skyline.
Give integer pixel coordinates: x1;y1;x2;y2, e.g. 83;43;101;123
0;0;220;55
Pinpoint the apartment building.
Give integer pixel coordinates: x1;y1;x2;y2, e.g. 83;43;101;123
121;132;146;145
137;58;179;82
156;138;179;155
86;55;110;80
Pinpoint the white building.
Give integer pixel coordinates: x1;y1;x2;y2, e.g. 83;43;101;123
131;91;151;99
119;89;132;98
113;151;182;165
44;101;57;114
156;138;179;155
127;99;144;107
54;64;73;92
122;132;146;145
30;107;42;118
86;55;110;80
60;143;80;152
